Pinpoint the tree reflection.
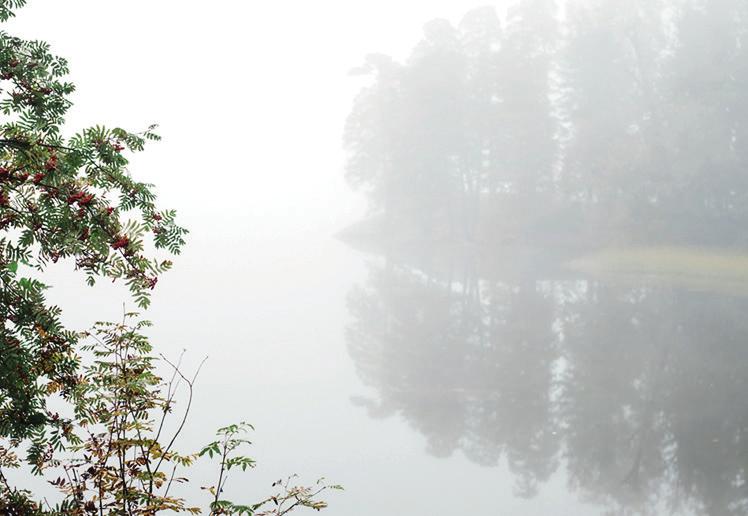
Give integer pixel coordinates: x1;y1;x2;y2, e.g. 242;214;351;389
346;257;748;514
347;258;560;497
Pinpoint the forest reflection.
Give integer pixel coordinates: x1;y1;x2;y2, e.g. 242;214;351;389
341;0;748;514
346;254;748;515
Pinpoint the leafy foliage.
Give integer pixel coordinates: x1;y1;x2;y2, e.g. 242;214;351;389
200;424;341;516
0;0;186;451
0;317;338;515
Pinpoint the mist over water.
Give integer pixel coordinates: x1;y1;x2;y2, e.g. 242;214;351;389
339;1;748;514
6;0;748;514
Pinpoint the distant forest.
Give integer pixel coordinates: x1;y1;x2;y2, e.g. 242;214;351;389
344;0;748;249
343;2;748;514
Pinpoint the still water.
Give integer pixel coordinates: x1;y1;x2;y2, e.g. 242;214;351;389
129;228;748;516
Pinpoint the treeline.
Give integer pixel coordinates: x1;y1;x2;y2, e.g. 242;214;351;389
345;0;748;248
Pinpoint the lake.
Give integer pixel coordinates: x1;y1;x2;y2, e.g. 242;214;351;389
128;229;747;516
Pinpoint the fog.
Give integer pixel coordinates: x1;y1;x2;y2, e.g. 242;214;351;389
6;0;748;514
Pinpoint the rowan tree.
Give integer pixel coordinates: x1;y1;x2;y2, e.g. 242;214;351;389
0;0;186;445
0;3;341;514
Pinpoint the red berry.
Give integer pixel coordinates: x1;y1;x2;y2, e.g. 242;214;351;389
66;192;83;204
78;193;94;206
44;155;58;172
111;236;130;250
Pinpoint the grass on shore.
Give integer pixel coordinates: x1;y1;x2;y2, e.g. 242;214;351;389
568;246;748;296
